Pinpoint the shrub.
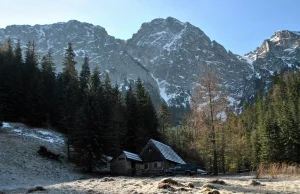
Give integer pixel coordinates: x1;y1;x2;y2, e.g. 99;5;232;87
256;163;300;178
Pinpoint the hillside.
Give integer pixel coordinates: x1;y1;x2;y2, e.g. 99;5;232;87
1;123;300;193
0;122;80;192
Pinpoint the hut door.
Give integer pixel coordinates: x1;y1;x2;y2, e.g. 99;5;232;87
131;162;136;176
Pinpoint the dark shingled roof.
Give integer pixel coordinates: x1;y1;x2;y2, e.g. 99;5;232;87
123;151;142;162
141;139;185;164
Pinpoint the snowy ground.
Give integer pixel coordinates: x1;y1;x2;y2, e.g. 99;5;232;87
0;122;81;193
1;122;300;194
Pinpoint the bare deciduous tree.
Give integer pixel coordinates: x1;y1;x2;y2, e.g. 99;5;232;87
191;64;227;175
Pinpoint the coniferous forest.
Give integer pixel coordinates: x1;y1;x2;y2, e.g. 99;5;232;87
0;39;160;171
161;65;300;174
1;38;300;174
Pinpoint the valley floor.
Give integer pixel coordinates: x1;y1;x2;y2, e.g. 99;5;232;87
1;123;300;194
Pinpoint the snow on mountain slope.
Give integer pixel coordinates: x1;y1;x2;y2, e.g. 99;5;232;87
3;18;296;108
0;20;162;106
242;30;300;98
126;17;253;106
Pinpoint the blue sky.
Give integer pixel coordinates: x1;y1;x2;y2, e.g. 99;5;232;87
0;0;299;55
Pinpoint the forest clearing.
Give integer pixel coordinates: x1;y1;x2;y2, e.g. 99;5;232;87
1;122;299;194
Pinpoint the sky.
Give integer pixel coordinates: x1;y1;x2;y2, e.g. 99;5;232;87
0;0;299;55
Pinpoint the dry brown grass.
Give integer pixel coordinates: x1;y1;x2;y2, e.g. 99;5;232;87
256;162;300;178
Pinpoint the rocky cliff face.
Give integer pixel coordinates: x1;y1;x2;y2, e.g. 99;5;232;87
1;18;298;108
242;30;300;99
0;20;161;105
126;17;252;106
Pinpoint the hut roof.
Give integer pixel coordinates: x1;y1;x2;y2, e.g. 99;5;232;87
140;139;185;164
123;150;142;162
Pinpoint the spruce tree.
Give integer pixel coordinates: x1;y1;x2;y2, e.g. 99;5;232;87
79;55;90;102
124;84;138;152
61;43;79;160
41;50;56;125
72;64;106;171
135;78;151;150
23;41;45;126
0;39;14;121
107;84;127;157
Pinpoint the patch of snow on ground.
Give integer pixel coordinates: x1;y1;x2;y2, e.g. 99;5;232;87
2;123;65;144
12;129;22;133
2;122;12;128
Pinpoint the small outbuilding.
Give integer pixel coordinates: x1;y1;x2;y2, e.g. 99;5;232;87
139;139;185;174
110;151;143;176
110;139;185;176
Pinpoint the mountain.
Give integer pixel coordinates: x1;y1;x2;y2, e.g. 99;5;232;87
242;30;300;99
1;18;299;110
0;20;162;105
126;17;252;107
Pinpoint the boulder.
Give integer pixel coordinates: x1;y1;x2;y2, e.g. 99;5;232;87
141;180;148;185
208;179;226;185
207;190;220;194
177;187;190;191
27;186;46;193
202;184;216;189
248;179;261;186
37;146;60;161
101;177;115;182
187;182;194;188
157;182;173;190
159;178;179;186
200;188;211;193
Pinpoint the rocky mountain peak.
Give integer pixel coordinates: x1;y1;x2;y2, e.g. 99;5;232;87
242;30;300;100
3;17;295;111
245;30;300;63
127;18;252;107
270;30;300;46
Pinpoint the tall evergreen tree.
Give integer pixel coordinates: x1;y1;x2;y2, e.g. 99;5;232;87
124;84;138;152
79;55;90;102
41;50;56;126
23;41;45;126
0;39;16;121
60;43;79;160
135;78;159;151
107;84;127;157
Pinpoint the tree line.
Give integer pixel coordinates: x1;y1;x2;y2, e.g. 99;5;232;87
0;39;160;171
2;38;298;174
162;65;300;174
